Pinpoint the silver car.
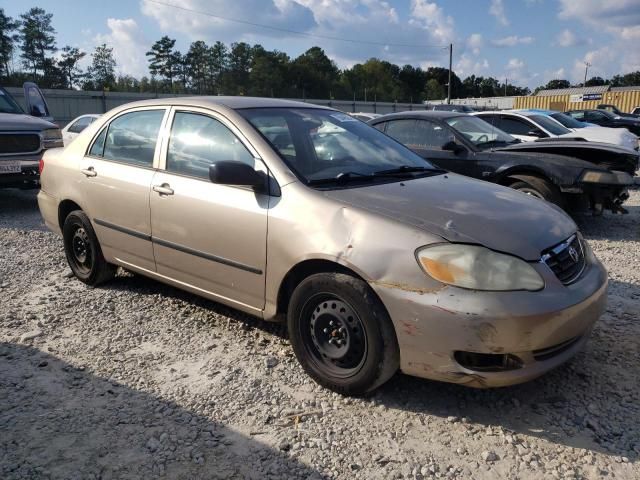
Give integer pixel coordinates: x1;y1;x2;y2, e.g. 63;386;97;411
38;97;607;395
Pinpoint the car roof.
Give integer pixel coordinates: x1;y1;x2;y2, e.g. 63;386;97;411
105;96;329;111
372;110;464;122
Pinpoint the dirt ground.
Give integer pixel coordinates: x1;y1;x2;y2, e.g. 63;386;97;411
1;187;639;480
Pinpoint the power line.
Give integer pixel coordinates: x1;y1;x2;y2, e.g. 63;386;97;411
145;0;449;50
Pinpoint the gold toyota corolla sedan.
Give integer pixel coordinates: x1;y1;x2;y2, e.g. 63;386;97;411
38;97;608;395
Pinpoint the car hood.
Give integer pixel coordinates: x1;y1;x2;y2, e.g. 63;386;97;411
324;173;575;261
560;127;638;149
0;113;57;130
496;140;639;174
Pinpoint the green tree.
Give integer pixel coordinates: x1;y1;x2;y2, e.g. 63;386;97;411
585;76;607;87
291;47;339;99
610;71;640;87
86;44;116;90
248;45;289;97
208;41;228;94
223;41;252;95
19;7;57;80
0;8;19;78
424;78;445;100
184;40;209;93
542;79;571;90
57;46;86;89
146;36;180;91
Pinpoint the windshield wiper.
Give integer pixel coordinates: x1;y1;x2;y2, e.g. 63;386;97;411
475;139;510;149
307;171;374;186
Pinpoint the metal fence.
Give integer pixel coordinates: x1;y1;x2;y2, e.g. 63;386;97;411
6;87;431;126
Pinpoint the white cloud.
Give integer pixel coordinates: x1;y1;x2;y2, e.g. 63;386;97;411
455;53;489;77
409;0;455;44
558;0;640;79
554;29;585;47
490;35;534;47
94;18;148;78
489;0;509;26
467;33;483;55
139;0;457;70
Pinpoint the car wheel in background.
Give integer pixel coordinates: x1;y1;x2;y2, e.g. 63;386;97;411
62;210;116;286
287;272;399;396
508;175;566;209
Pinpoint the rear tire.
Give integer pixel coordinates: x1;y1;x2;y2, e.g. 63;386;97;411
62;210;116;286
508;175;565;209
287;272;399;396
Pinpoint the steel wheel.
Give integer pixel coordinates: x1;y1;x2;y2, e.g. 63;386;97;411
300;294;368;378
70;226;93;274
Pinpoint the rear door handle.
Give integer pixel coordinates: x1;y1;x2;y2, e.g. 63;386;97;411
81;167;97;177
153;183;174;196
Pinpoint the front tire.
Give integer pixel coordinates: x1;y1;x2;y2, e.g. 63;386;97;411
62;210;116;286
508;175;565;209
287;273;399;396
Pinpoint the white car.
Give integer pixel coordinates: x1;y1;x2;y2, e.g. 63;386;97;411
61;114;101;146
349;112;381;122
473;110;639;151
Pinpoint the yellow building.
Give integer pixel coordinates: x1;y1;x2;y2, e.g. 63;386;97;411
514;86;640;113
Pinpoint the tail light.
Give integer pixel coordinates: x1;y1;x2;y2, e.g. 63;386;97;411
39;158;44;174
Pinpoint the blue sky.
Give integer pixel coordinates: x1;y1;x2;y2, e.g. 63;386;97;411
5;0;640;89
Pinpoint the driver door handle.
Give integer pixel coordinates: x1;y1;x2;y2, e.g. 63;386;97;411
81;167;97;177
153;183;174;196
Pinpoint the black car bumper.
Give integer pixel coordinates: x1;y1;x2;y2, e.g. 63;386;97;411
0;165;40;189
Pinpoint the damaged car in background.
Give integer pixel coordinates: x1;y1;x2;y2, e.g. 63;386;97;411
38;97;607;395
370;111;636;214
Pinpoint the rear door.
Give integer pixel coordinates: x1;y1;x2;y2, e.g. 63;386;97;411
80;107;168;271
149;107;269;311
23;82;54;123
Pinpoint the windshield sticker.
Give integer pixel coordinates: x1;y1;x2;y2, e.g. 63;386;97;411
330;113;358;122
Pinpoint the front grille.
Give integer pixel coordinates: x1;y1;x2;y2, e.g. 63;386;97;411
0;133;41;154
533;336;581;361
542;234;586;285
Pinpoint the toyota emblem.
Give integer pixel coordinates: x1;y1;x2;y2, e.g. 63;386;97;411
568;246;579;263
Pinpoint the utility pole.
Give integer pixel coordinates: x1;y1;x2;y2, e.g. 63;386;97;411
583;62;591;86
504;78;508;97
447;43;453;104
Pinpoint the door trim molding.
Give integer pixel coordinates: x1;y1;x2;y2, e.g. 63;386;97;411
94;217;263;275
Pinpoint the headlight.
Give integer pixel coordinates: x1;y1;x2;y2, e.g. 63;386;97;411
42;128;63;148
580;169;633;185
416;244;544;291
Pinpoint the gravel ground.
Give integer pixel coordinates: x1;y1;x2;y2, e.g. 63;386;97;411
1;187;639;480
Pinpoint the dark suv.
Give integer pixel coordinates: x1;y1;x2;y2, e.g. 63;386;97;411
566;109;640;136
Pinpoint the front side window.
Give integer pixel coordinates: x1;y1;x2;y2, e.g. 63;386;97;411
566;111;585;121
240;108;436;185
100;110;165;167
167;112;254;180
550;112;585;129
445;115;516;148
386;120;454;149
499;117;535;136
529;115;571;135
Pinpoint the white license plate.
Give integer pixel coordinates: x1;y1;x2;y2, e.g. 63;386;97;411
0;161;21;174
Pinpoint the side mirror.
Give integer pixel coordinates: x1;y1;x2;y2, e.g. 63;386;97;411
442;140;465;154
209;161;265;189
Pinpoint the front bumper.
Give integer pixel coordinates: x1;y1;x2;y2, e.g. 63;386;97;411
0;159;40;189
370;254;608;388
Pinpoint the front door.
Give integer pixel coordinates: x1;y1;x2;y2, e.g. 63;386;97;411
79;107;168;271
149;109;269;311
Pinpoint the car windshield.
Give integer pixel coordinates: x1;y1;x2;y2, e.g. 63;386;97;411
0;88;25;114
550;112;586;129
528;115;572;135
239;108;439;185
444;115;516;148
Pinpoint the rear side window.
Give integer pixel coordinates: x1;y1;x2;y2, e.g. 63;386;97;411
166;112;254;180
94;110;165;167
385;119;419;145
499;117;534;135
566;111;585;120
68;116;94;134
